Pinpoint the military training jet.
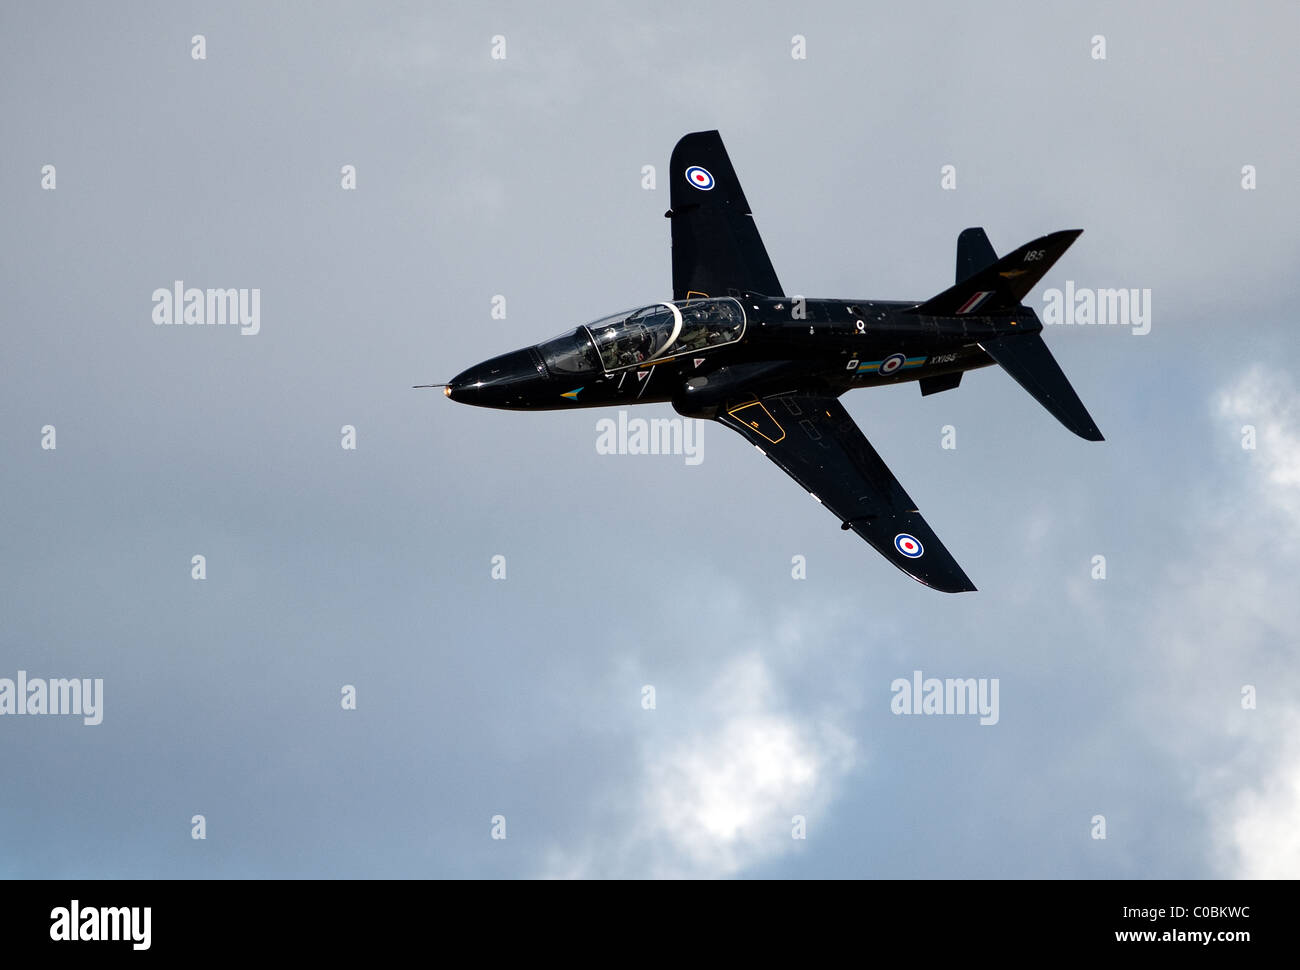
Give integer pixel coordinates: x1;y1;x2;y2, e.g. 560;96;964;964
434;130;1103;592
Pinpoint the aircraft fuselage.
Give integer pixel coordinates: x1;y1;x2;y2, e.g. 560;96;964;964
446;297;1037;417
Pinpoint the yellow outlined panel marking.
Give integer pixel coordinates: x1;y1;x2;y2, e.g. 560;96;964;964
727;401;785;444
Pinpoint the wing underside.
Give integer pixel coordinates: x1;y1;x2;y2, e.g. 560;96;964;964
667;130;783;300
716;392;976;592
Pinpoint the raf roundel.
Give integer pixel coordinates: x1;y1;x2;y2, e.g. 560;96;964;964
879;352;906;376
894;533;924;559
685;165;715;191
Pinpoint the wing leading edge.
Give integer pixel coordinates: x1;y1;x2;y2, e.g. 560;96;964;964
715;392;976;593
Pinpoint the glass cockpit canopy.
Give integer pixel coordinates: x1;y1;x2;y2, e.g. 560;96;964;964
538;298;745;375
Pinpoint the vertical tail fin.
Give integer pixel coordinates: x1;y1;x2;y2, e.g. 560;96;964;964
908;229;1083;316
956;227;997;283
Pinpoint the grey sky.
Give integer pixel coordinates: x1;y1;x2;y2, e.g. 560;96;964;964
2;1;1297;878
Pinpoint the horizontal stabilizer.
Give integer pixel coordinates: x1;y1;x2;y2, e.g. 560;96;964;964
979;333;1104;441
909;229;1083;316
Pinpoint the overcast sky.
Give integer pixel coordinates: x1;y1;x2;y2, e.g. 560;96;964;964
2;0;1297;878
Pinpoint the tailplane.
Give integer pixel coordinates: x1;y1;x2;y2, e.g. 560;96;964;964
978;332;1104;441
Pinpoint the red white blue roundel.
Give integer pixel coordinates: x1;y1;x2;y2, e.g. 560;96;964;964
879;352;906;376
685;165;715;190
894;533;924;558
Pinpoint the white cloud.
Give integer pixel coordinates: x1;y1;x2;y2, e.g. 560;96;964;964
1222;711;1300;879
1142;364;1300;878
1217;364;1300;518
543;650;857;879
1208;366;1300;877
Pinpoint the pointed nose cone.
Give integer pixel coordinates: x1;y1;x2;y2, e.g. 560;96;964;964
446;347;547;409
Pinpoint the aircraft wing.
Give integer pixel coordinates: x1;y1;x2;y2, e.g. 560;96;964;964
715;391;977;592
667;130;784;300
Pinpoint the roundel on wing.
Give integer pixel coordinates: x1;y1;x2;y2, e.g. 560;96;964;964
685;165;715;190
894;533;924;558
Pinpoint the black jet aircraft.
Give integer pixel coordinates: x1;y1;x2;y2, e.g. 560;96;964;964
434;130;1103;592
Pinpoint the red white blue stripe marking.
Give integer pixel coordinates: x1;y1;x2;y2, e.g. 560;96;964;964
956;291;994;315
